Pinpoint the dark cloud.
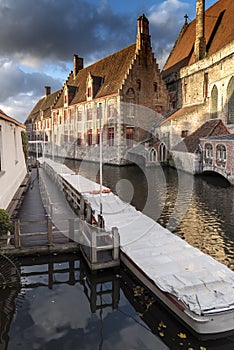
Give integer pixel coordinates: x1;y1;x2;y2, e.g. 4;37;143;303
0;0;134;64
0;0;200;122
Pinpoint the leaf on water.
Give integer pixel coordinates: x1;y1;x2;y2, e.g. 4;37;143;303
177;332;187;338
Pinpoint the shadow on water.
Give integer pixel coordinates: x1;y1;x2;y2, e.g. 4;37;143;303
1;253;233;350
201;172;231;188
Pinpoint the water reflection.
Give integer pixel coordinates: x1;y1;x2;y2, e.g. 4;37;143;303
3;253;234;350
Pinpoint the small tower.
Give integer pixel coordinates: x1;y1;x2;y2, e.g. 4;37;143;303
194;0;206;61
136;14;151;52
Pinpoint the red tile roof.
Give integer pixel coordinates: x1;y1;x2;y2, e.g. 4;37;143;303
25;89;61;123
0;110;25;128
54;44;137;108
163;0;234;75
173;119;230;153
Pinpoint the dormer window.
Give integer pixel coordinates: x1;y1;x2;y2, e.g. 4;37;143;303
86;72;93;101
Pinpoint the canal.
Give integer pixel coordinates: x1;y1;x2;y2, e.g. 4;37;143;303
2;160;234;349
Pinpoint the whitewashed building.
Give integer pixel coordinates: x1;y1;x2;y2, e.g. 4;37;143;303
0;110;27;210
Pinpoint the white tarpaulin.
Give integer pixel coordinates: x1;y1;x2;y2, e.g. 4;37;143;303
43;160;234;316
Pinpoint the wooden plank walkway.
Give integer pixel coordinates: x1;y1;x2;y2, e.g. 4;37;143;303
0;168;79;256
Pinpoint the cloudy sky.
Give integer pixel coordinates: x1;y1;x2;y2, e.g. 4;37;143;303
0;0;216;123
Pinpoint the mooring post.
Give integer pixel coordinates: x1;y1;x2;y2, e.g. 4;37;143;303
113;278;120;309
112;227;120;261
47;218;53;246
14;219;21;248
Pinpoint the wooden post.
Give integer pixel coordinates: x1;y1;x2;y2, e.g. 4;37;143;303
112;278;120;309
69;219;74;241
14;219;21;248
91;228;97;264
112;227;120;261
47;218;53;246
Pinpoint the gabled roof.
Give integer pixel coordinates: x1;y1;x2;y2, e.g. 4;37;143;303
25;89;61;123
201;133;234;141
173;119;230;153
0;109;25;128
54;44;137;108
163;0;234;75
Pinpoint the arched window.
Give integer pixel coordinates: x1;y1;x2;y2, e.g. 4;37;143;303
125;88;135;117
149;148;157;162
204;143;213;165
211;85;218;119
158;142;167;162
227;77;234;124
216;144;226;167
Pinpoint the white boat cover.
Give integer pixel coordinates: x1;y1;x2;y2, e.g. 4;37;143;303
44;160;234;316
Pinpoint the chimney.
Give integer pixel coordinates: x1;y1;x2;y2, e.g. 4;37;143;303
73;54;84;78
45;86;51;96
194;0;206;61
136;14;150;51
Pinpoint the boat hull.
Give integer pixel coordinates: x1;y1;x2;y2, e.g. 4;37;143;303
120;251;234;336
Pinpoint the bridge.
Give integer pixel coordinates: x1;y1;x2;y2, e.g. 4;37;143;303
200;134;234;185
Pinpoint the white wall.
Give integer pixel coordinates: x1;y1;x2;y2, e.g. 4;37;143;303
0;119;27;209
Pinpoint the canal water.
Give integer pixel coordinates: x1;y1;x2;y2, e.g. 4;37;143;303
2;160;234;349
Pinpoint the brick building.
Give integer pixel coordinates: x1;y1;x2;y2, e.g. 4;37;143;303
25;14;169;165
160;0;234;149
200;134;234;185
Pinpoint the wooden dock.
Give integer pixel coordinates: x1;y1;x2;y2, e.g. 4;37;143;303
1;166;120;271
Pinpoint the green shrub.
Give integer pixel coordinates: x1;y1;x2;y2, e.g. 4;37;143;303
0;209;13;236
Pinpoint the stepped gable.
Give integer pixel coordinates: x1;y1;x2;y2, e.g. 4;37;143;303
53;44;137;108
173;119;230;153
163;0;233;75
0;109;25;128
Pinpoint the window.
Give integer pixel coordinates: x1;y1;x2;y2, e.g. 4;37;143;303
158;142;167;162
77;132;82;146
87;87;92;98
153;82;157;92
204;143;213;165
211;85;218;119
227;77;234;124
184;81;188;103
87;129;92;146
126;127;134;147
216;144;226;167
108;105;115;119
149;148;157;162
108;127;114;146
137;80;141;91
181;130;188;138
78;111;82;121
87;108;92;121
204;73;209;98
